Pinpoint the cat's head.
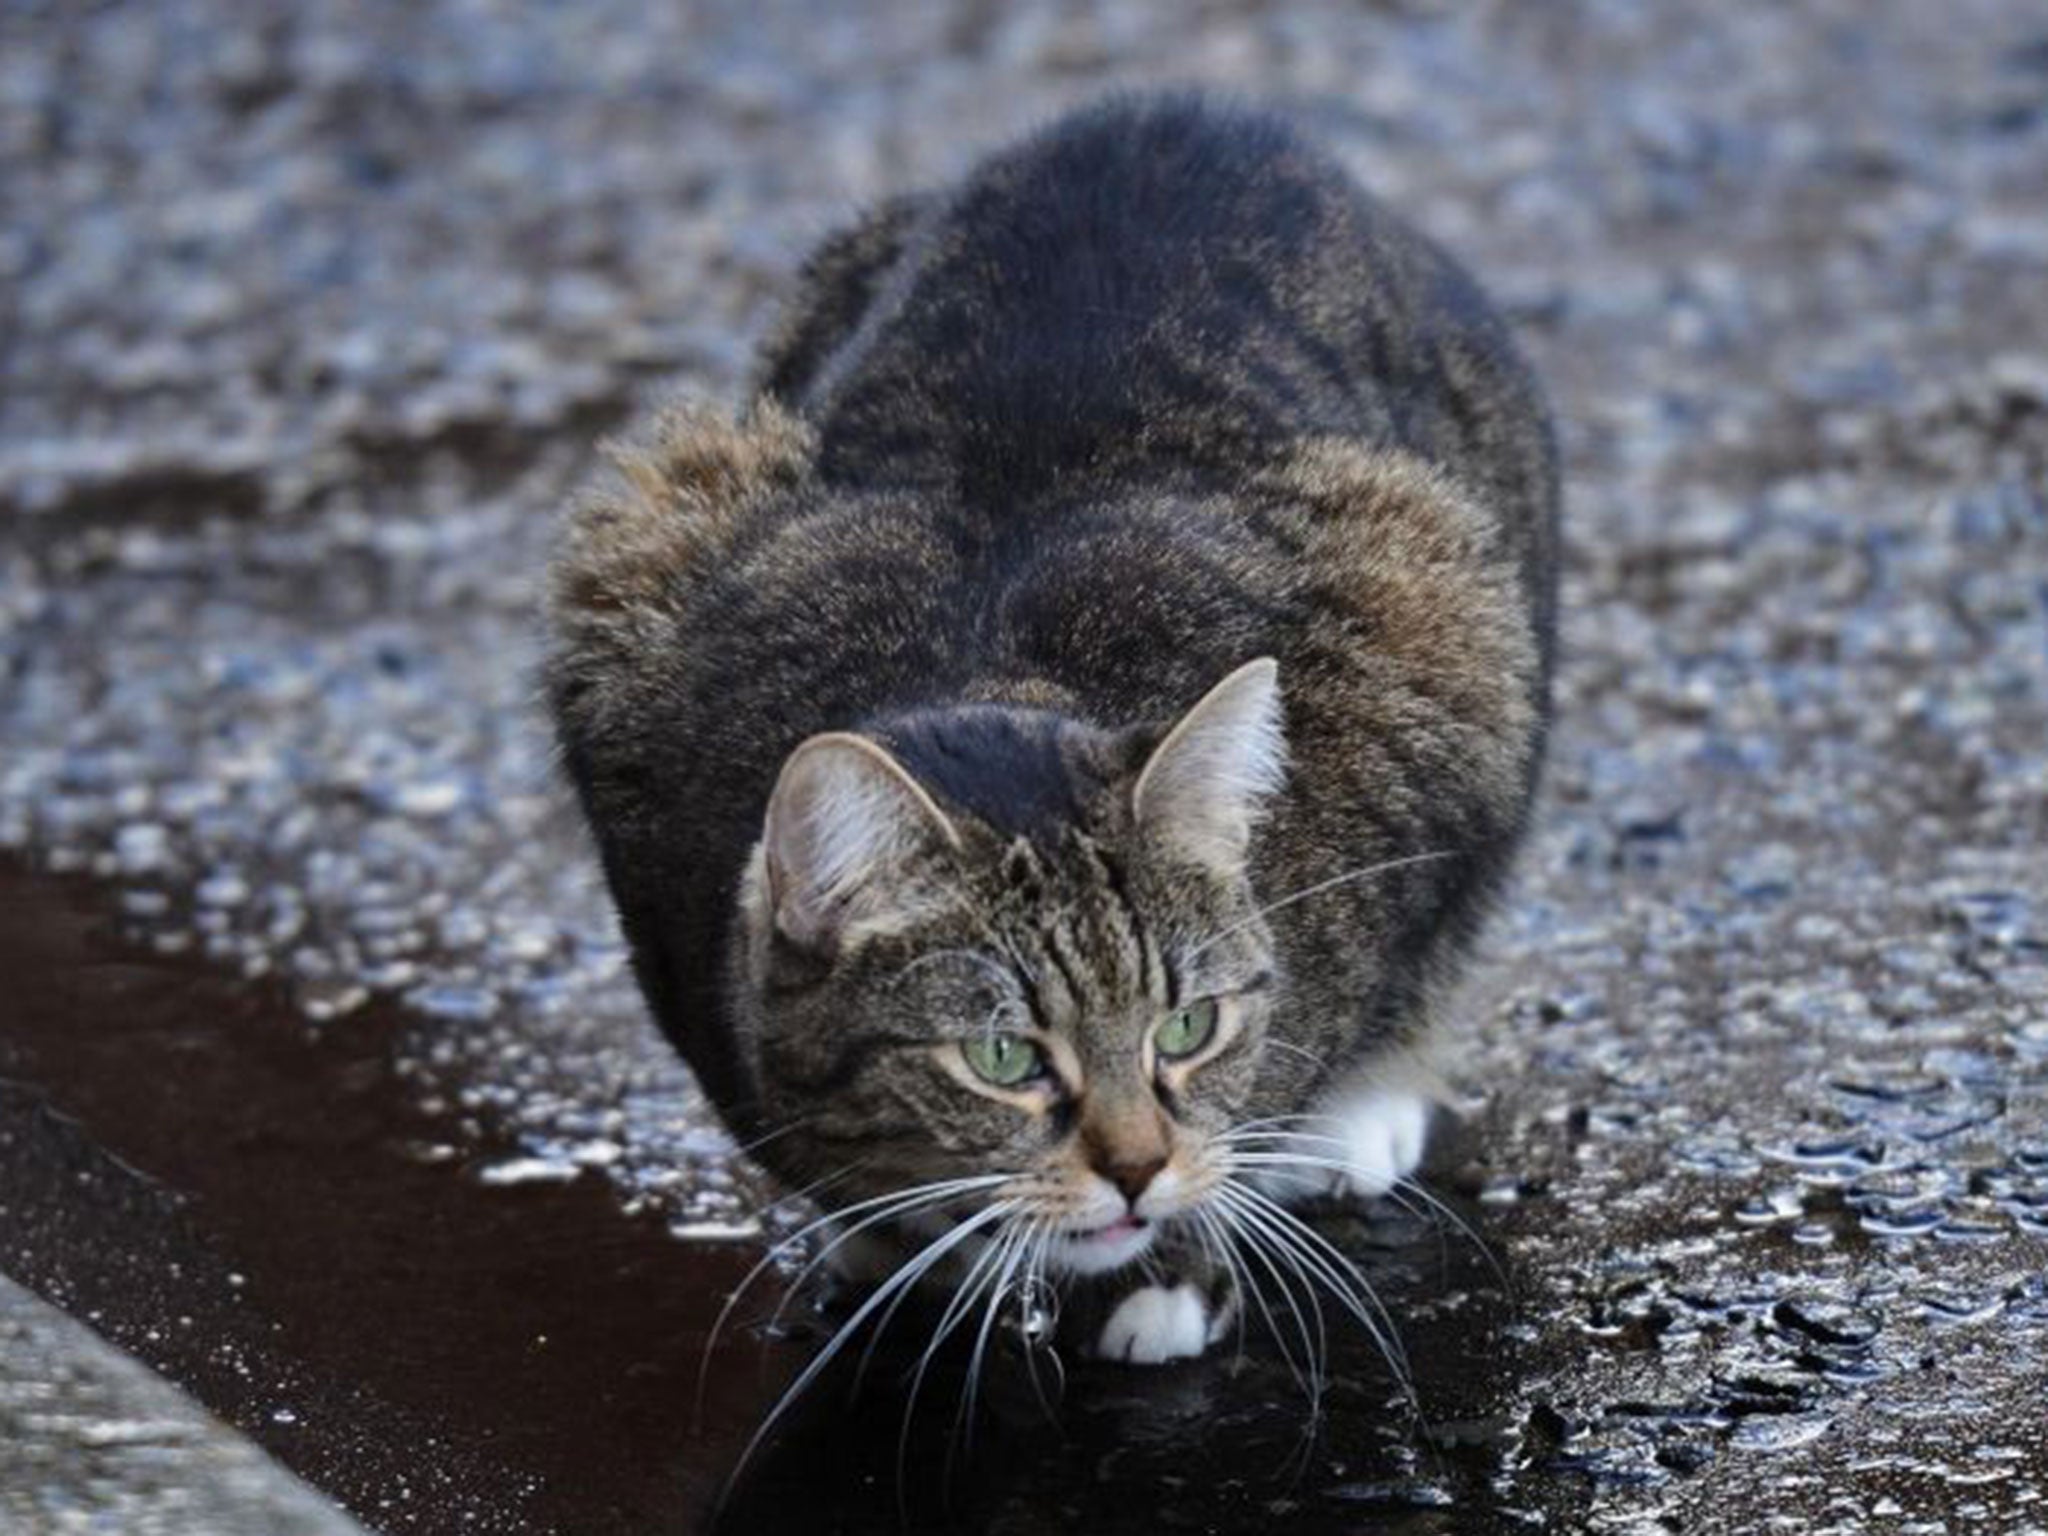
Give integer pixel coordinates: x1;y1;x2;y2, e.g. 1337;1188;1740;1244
733;659;1286;1276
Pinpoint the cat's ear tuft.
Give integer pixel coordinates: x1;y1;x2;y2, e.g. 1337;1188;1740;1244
1132;659;1287;869
761;733;962;954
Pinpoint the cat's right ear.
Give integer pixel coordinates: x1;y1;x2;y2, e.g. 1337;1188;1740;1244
760;733;962;955
1132;657;1287;871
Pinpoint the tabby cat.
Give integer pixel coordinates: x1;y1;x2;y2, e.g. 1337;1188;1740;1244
548;95;1558;1366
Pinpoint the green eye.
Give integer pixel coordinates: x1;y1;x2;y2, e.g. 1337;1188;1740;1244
1156;998;1220;1059
961;1032;1043;1087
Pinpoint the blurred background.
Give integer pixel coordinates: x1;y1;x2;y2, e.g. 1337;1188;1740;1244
3;2;2046;1533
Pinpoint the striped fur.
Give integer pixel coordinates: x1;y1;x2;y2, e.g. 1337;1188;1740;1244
548;95;1558;1353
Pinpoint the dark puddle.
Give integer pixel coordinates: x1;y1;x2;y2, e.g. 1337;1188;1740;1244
0;862;798;1532
0;863;1550;1535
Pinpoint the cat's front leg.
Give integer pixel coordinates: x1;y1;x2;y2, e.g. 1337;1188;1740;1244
1321;1080;1433;1197
1249;1079;1436;1205
1071;1227;1238;1365
1095;1282;1220;1364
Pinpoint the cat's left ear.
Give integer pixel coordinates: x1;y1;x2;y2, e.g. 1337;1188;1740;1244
1132;658;1287;869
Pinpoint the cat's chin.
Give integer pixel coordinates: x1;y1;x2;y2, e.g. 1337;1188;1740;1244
1044;1215;1158;1276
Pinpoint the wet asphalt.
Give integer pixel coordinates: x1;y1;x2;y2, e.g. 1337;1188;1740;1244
3;1;2048;1532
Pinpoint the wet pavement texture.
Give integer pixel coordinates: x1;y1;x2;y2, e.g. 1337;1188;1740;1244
3;0;2048;1532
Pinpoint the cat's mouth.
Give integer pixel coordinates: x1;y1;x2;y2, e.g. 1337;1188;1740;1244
1047;1213;1155;1275
1077;1214;1147;1242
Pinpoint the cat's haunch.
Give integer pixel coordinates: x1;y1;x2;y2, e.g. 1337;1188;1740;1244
549;93;1557;1370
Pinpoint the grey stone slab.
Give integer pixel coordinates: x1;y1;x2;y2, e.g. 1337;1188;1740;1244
0;1275;369;1536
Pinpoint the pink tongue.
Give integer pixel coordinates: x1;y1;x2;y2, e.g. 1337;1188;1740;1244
1095;1216;1141;1239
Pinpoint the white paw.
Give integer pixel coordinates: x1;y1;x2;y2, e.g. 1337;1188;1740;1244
1094;1284;1211;1364
1326;1084;1431;1197
1249;1084;1433;1204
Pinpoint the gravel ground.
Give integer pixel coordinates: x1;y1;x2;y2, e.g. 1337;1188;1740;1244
4;1;2048;1532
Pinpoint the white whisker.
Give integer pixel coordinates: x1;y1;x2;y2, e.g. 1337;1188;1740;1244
1012;1222;1064;1419
763;1176;1016;1339
1187;850;1451;959
726;1114;824;1160
1213;1192;1372;1403
698;1171;1011;1418
720;1199;1018;1505
860;1208;1011;1397
1189;1208;1252;1369
1263;1037;1335;1076
1216;1181;1414;1402
1217;1129;1508;1287
1395;1176;1510;1291
890;1216;1026;1509
1204;1196;1322;1399
950;1215;1037;1478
